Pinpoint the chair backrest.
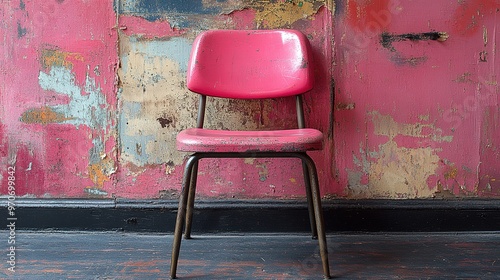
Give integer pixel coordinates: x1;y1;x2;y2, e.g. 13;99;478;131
187;29;314;99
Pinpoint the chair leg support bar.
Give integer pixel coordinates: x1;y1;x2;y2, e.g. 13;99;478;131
170;152;330;279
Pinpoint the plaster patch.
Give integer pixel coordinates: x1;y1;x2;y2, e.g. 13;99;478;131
368;141;439;198
369;111;443;196
118;36;196;167
370;111;453;143
125;37;191;73
252;0;324;28
348;112;443;198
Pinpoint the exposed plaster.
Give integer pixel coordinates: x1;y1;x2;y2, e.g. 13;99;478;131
118;35;196;167
251;0;324;28
348;112;446;198
367;141;439;198
370;111;453;143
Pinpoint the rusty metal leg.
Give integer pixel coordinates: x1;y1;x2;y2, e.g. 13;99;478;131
302;161;317;239
170;155;198;279
184;161;199;239
302;154;331;279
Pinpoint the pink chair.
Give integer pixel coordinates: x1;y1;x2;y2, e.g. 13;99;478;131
170;29;330;279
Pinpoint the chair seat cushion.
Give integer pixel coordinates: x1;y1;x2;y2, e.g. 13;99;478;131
177;128;323;153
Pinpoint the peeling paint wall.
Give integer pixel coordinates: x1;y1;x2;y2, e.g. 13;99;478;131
335;0;500;198
114;0;334;198
0;0;118;197
1;0;499;200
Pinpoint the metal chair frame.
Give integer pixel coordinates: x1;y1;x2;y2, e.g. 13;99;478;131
170;94;330;279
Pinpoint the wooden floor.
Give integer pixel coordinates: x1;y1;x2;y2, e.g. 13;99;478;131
3;231;499;279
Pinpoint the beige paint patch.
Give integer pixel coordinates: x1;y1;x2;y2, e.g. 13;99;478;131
483;26;488;47
370;111;453;143
368;111;444;188
20;106;69;125
244;158;256;165
418;114;429;121
367;141;439;198
348;112;444;198
202;0;249;13
252;0;324;28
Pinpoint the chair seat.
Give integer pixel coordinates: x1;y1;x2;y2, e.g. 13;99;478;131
177;128;323;153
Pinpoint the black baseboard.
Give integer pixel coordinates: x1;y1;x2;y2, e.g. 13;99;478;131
5;199;500;232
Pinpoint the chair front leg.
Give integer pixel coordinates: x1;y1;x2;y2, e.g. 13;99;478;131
170;155;199;279
302;154;331;279
184;161;199;239
302;161;318;239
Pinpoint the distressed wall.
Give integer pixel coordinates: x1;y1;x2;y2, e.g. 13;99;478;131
0;0;499;200
1;0;118;197
334;0;500;198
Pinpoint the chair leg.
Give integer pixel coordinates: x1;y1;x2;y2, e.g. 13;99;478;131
302;161;318;239
184;161;199;239
302;154;331;279
170;155;198;279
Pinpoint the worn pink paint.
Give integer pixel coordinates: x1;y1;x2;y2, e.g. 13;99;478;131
335;1;499;197
1;1;117;196
118;16;186;38
1;1;499;199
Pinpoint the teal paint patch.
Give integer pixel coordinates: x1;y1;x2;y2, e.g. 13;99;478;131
127;37;192;73
89;137;105;165
120;55;129;76
119;101;154;166
38;66;108;130
122;100;142;118
84;187;108;196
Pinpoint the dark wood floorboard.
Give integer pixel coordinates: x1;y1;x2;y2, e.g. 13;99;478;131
2;231;499;279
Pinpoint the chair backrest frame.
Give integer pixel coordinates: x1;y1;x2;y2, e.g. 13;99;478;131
195;94;306;130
